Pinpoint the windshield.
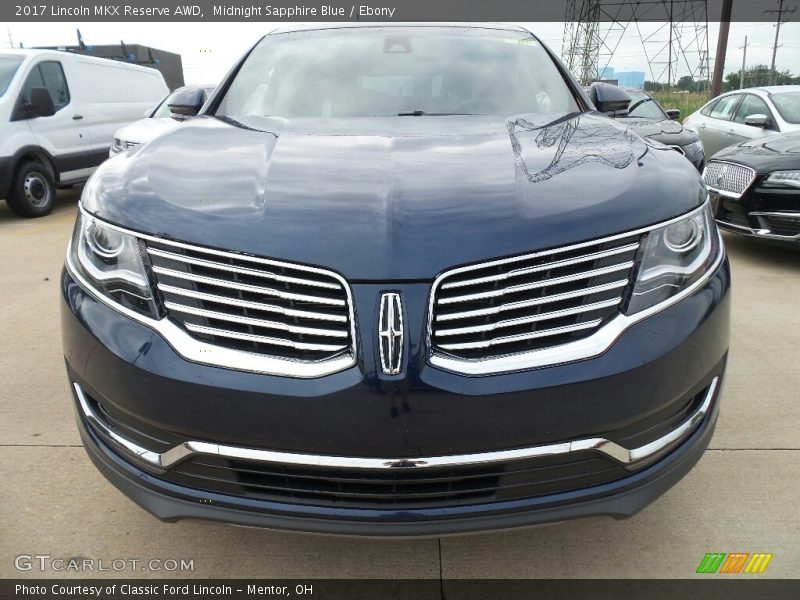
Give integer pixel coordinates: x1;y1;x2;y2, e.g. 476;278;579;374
770;91;800;124
215;27;579;123
0;55;24;98
626;91;667;120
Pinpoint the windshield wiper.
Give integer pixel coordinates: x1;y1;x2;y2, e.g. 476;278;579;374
397;110;483;116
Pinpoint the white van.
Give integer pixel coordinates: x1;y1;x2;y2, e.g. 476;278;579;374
0;50;168;217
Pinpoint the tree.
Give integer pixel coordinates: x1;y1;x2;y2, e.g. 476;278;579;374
677;75;694;91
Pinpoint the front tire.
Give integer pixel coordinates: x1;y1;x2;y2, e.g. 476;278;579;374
6;160;56;218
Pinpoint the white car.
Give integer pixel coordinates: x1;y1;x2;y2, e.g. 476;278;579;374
110;84;215;156
683;85;800;158
0;49;168;217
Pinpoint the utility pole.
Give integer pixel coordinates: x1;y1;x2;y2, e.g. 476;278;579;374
711;0;733;97
765;0;797;85
6;26;12;49
668;0;674;89
739;35;748;89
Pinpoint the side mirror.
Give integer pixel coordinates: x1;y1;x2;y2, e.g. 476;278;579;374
168;87;205;119
589;82;631;116
27;87;56;118
666;108;681;120
744;113;768;128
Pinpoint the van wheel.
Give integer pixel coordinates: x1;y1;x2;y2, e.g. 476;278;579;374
6;161;56;218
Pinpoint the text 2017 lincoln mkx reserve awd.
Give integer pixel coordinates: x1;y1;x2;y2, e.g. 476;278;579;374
61;24;730;536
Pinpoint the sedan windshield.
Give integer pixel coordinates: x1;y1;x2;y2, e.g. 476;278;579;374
626;91;667;120
215;27;579;122
770;91;800;124
0;55;23;98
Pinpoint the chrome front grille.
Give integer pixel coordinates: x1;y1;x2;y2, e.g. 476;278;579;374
146;239;354;362
429;235;641;360
703;161;756;196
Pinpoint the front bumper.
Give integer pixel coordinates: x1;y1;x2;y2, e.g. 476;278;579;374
711;186;800;245
62;255;730;535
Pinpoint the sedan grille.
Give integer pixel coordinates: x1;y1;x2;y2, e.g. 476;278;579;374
146;239;354;362
703;161;756;196
429;234;641;360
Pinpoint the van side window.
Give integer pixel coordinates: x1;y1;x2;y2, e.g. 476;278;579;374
21;61;70;112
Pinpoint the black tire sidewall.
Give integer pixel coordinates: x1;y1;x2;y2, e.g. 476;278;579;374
7;160;57;218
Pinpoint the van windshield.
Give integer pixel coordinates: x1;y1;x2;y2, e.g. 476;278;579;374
0;55;23;98
215;27;579;124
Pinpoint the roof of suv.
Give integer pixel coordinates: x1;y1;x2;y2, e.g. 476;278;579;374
265;22;535;35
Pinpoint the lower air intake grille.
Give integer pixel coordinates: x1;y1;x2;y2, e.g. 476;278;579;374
163;452;629;509
759;213;800;237
146;239;354;362
429;234;641;360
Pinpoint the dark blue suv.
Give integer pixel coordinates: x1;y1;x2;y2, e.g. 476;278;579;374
61;24;729;535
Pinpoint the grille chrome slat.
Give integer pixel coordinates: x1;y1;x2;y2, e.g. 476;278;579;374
435;298;623;337
440;242;640;290
156;285;348;323
437;320;603;351
152;266;346;307
148;247;342;290
437;261;634;306
435;279;629;322
429;232;640;362
164;302;349;338
184;323;349;352
145;237;355;366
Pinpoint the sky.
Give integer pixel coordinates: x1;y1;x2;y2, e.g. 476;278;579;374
2;21;800;85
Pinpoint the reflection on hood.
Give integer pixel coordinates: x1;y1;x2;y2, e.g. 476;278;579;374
508;114;640;183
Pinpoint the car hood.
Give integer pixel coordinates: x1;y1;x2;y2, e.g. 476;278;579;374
85;113;704;281
616;118;699;147
711;130;800;174
113;117;181;145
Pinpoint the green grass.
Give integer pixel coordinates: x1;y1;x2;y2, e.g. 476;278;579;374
649;92;710;119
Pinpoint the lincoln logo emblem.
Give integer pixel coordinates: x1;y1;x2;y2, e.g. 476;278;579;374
716;165;728;188
378;293;403;375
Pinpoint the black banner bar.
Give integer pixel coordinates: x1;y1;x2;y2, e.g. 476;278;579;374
3;579;800;600
3;0;799;23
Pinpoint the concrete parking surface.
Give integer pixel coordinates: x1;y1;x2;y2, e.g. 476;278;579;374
1;189;798;579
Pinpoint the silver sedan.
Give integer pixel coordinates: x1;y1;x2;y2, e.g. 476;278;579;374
683;85;800;157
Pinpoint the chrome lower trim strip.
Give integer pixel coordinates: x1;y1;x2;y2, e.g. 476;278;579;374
717;218;800;241
74;377;718;471
427;203;724;376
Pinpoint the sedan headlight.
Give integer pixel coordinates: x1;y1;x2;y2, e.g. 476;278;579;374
764;170;800;189
682;140;704;156
626;203;721;315
68;212;159;317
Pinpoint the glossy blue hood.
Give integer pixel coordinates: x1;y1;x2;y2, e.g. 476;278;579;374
83;112;705;280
